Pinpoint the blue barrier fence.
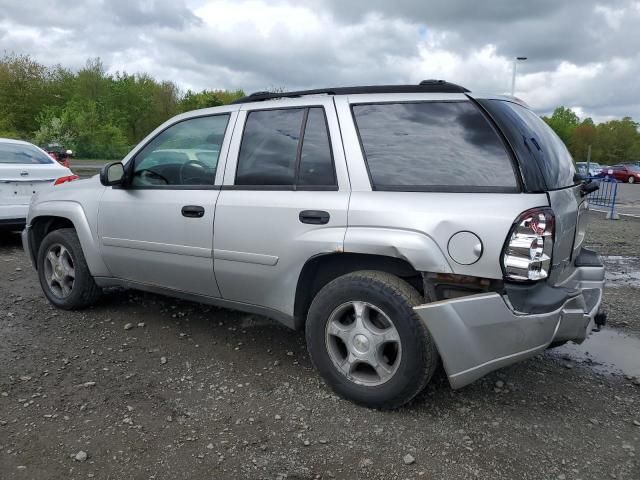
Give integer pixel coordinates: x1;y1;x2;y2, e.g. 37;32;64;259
586;177;618;219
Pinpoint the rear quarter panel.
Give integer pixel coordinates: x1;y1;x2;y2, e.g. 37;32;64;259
333;94;550;278
346;191;550;278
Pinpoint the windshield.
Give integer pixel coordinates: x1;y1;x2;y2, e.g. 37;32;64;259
0;142;54;164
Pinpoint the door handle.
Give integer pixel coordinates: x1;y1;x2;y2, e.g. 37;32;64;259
182;205;205;218
299;210;330;225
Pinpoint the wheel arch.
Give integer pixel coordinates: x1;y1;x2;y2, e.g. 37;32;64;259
29;216;75;267
293;252;424;330
27;201;110;277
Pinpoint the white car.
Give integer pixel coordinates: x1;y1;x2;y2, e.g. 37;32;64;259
0;138;76;231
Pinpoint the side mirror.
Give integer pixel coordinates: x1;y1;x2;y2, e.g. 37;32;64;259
100;162;125;186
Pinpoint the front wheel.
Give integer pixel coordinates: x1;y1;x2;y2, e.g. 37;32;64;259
306;271;438;409
37;228;101;309
629;176;636;184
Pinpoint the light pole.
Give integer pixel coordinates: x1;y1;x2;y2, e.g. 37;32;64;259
510;56;527;96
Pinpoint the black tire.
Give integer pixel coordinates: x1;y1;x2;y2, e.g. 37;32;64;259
37;228;101;309
628;176;636;184
306;271;438;409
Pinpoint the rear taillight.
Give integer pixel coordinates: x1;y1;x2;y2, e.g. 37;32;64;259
54;175;79;186
502;207;555;281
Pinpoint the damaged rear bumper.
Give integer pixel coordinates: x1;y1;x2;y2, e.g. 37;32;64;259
414;253;605;389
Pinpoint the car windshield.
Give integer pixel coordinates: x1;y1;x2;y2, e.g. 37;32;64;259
627;165;640;172
0;142;54;164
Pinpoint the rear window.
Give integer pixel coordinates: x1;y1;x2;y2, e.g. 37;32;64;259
479;100;577;191
0;143;54;164
351;101;518;191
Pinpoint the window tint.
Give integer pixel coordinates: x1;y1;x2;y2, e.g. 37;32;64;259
352;101;517;190
298;108;336;186
480;100;577;190
236;107;337;187
236;109;304;186
132;114;229;187
0;143;54;164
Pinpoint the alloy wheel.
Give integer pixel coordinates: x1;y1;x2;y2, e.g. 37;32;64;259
43;243;75;298
325;301;402;386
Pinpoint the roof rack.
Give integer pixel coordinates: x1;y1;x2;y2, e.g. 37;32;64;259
231;80;469;104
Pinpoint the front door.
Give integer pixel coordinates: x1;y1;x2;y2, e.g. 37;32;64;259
98;111;235;297
213;100;350;317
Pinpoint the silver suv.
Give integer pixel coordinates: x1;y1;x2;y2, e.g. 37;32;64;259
23;81;606;408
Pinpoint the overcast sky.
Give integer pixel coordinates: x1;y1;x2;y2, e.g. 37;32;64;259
1;0;639;122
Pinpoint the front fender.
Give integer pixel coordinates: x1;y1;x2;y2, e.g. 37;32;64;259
28;200;111;277
343;227;453;273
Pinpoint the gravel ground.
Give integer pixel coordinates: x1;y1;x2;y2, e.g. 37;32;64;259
0;212;639;479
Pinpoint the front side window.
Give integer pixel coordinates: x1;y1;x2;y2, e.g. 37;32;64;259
352;101;518;191
0;143;54;164
236;107;336;188
132;114;229;187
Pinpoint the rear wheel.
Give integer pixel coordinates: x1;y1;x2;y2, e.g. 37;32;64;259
37;228;101;309
628;176;636;184
306;271;438;409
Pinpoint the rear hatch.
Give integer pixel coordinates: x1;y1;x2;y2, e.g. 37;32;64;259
475;98;585;283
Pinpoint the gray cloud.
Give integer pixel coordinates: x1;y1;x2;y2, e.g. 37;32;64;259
0;0;638;121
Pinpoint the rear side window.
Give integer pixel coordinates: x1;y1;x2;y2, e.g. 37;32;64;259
352;101;517;191
0;143;54;164
236;107;336;188
478;100;577;191
298;108;336;186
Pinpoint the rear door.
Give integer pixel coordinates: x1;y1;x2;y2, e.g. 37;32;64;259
213;98;350;317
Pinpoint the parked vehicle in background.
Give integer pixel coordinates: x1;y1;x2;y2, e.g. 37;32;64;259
1;139;77;231
22;82;606;408
575;163;589;180
576;161;602;177
598;163;640;183
44;143;74;168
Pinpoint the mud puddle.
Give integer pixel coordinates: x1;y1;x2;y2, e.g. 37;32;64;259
551;328;640;379
602;255;640;288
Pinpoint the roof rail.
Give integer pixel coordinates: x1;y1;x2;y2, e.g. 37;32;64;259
231;80;469;104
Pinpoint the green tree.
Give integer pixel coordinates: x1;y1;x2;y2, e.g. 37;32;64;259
0;53;49;137
33;114;76;148
178;89;244;112
592;117;639;164
569;118;596;161
543;106;580;144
